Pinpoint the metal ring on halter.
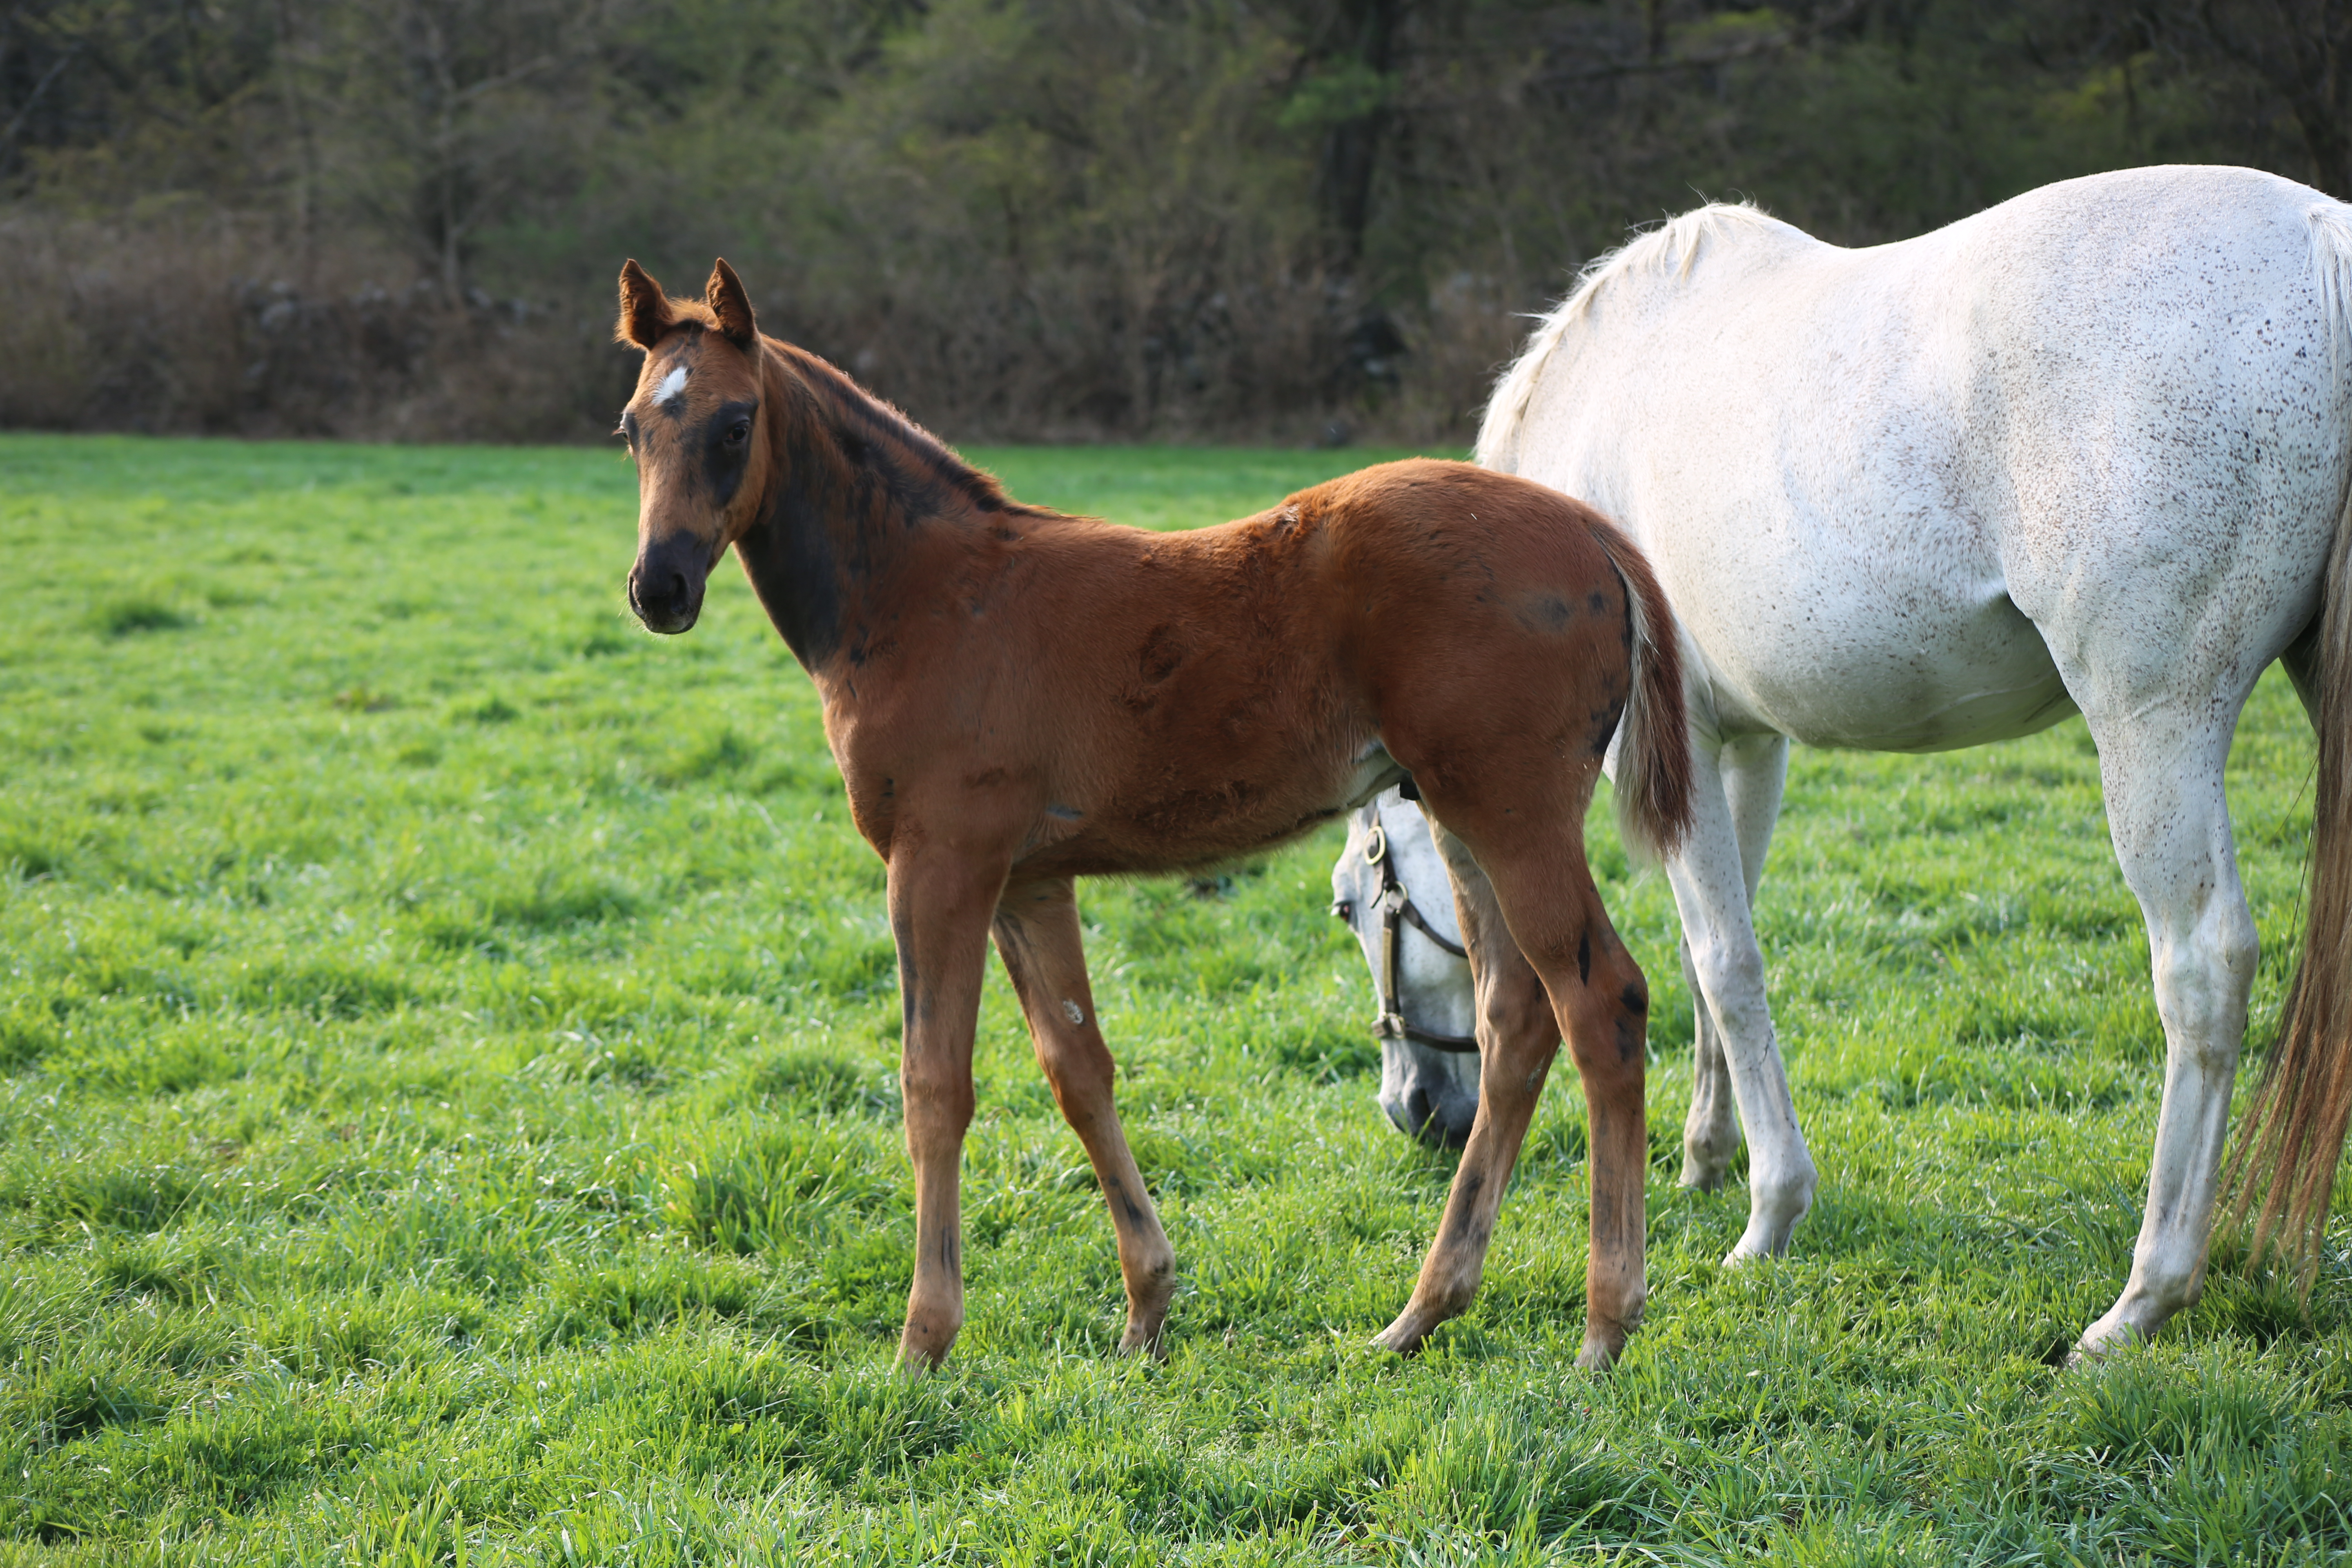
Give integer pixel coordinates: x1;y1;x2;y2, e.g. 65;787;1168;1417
1350;805;1480;1054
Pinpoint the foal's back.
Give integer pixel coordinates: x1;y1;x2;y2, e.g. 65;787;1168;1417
924;458;1644;880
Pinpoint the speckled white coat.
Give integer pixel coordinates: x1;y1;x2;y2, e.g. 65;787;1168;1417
1468;165;2352;1354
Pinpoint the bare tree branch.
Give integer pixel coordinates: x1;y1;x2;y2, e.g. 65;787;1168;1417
1533;0;1870;91
0;38;78;154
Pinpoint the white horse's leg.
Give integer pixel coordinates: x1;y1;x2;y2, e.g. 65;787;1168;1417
1680;732;1789;1190
1666;733;1815;1260
2074;712;2259;1355
1676;938;1733;1187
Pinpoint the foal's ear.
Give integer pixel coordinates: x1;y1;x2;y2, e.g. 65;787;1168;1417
616;259;674;350
707;258;757;350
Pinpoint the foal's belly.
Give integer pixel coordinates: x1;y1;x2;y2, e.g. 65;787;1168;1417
1685;568;2077;753
1033;740;1388;880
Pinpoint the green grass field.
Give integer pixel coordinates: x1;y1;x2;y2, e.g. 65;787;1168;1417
2;432;2350;1566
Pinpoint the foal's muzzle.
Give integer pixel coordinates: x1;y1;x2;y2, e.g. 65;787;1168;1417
628;540;708;634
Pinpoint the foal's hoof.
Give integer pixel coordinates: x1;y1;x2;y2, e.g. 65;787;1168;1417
1116;1320;1169;1360
895;1322;958;1375
1116;1267;1176;1359
894;1345;947;1377
1575;1334;1623;1371
1372;1308;1439;1355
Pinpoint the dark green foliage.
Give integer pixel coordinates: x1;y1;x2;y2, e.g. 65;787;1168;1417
0;2;2339;441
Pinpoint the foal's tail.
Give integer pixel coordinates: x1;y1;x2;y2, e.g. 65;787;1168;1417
2222;199;2352;1294
1584;514;1693;864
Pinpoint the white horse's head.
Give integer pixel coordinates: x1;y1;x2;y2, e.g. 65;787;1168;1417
1330;790;1481;1147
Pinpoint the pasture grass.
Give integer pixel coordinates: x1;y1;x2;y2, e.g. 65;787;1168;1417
1;430;2349;1565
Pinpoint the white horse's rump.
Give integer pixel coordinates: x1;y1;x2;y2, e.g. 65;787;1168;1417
1366;165;2352;1357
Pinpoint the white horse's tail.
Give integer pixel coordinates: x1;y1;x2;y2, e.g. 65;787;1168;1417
2223;198;2352;1294
1582;512;1692;864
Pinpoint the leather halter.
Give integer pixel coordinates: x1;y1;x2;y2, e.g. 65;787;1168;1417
1347;812;1480;1055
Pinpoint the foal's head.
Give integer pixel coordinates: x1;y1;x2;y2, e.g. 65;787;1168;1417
615;258;771;633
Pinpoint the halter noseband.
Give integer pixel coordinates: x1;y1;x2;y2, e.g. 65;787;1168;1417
1343;813;1480;1055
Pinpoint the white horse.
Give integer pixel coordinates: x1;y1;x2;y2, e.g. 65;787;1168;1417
1331;788;1483;1146
1347;165;2352;1358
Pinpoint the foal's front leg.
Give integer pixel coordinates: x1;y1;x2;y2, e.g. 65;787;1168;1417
993;876;1177;1353
888;847;1009;1370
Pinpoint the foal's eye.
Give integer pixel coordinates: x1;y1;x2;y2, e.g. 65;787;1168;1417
725;421;749;446
1330;900;1354;921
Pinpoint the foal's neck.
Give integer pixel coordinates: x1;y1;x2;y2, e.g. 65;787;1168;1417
734;340;1027;673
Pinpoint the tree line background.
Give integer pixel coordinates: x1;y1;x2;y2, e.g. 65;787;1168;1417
0;0;2339;444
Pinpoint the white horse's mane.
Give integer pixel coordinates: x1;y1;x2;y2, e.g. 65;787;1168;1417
1476;202;1789;470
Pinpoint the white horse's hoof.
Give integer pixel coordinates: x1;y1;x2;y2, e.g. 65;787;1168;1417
1677;1156;1733;1192
1723;1219;1797;1265
2068;1312;2148;1365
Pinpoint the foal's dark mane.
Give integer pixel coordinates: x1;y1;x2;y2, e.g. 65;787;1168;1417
769;336;1036;519
733;332;1061;672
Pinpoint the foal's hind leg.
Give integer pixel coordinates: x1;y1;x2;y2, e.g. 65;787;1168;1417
993;876;1178;1354
1374;820;1650;1368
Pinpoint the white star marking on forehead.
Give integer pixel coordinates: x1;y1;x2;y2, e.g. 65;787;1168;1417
654;363;690;410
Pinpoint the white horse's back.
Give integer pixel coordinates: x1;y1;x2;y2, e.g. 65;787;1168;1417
1489;165;2352;754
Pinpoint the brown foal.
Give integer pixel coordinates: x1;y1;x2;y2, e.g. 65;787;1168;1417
613;259;1693;1370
